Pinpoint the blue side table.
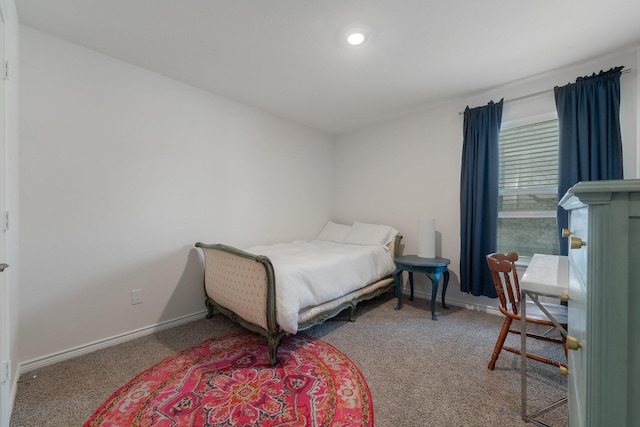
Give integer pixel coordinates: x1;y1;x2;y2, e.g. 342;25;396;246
393;255;451;320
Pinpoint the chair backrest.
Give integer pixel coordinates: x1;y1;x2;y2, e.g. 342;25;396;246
486;252;520;316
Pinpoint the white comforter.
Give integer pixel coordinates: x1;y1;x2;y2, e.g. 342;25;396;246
245;240;396;334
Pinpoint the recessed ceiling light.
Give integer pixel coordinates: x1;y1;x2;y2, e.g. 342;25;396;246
346;32;366;46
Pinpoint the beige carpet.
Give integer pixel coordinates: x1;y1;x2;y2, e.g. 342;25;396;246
11;293;567;426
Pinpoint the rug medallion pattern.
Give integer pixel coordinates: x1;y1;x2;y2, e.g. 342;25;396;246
85;332;373;426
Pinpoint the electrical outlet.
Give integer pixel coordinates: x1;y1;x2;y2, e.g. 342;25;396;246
131;289;143;305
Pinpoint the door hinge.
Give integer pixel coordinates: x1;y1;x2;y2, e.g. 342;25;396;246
0;361;9;382
3;60;8;80
2;211;7;231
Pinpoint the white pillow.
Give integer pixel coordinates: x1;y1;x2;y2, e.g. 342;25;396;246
316;221;351;242
343;221;399;246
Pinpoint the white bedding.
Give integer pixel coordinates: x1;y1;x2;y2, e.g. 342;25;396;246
245;240;396;334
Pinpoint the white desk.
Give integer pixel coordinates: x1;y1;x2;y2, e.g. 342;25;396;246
520;254;569;426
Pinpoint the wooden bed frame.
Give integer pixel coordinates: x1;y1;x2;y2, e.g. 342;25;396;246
195;235;402;365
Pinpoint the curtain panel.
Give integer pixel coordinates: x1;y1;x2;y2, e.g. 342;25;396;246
460;100;503;297
554;67;624;255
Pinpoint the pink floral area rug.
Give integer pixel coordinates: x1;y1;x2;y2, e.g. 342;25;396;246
85;332;373;426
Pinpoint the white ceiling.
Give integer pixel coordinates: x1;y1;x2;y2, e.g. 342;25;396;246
16;0;640;135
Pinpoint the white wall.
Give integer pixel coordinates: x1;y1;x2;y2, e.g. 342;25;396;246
333;48;639;313
2;0;19;422
18;26;334;365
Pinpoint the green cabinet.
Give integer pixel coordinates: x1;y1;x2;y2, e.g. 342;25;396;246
559;179;640;427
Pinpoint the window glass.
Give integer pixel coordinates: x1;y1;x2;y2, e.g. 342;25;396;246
498;119;559;257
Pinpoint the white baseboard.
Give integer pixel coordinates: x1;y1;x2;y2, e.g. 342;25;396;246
18;310;208;375
402;289;502;317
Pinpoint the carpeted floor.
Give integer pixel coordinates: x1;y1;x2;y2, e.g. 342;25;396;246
11;293;568;426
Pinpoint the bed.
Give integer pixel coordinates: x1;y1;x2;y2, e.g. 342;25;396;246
195;221;401;365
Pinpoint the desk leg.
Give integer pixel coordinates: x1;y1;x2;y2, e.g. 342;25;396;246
441;270;450;310
393;268;403;310
520;290;568;425
521;290;527;421
425;272;441;321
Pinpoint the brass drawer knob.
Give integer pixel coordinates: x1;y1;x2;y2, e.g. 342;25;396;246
570;236;587;249
567;336;582;351
562;228;572;238
560;292;570;302
559;366;569;376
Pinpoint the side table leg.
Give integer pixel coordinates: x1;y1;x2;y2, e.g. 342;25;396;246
393;268;403;310
425;272;441;321
408;272;415;301
441;270;450;309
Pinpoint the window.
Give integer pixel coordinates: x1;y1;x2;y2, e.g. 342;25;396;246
497;118;559;258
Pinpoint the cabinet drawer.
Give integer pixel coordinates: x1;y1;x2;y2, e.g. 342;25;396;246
568;206;588;286
567;263;586;427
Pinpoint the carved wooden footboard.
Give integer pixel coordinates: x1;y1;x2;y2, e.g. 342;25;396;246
195;235;401;365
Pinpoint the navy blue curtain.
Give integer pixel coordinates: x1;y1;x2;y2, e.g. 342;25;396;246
460;100;503;297
555;67;624;255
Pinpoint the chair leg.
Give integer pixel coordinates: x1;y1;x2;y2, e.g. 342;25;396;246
488;317;512;370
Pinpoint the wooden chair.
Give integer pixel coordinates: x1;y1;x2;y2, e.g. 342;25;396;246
486;252;568;370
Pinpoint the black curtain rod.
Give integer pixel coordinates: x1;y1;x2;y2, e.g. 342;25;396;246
458;68;633;115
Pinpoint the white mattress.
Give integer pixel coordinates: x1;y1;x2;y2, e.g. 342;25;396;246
245;240;396;334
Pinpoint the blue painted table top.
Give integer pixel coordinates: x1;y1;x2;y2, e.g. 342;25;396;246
394;255;450;268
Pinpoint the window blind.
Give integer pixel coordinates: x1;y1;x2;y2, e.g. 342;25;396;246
499;119;559;217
